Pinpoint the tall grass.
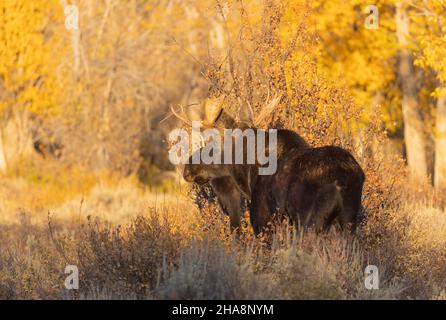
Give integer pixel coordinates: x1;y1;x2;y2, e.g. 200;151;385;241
0;163;445;299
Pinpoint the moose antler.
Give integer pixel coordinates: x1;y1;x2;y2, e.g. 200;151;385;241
160;103;199;125
170;105;195;127
203;96;226;127
169;104;209;147
167;97;226;128
254;93;282;126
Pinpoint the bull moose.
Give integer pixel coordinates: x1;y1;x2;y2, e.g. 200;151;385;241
175;96;365;234
174;96;309;230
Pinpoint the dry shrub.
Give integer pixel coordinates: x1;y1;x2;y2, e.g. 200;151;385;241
367;202;446;299
156;238;260;300
155;222;404;300
188;184;234;241
266;224;403;299
0;219;65;299
1;177;444;299
406;206;446;294
44;180;235;299
49;211;185;299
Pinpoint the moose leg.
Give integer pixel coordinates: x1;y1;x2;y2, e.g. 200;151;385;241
315;213;338;233
249;191;269;235
249;176;277;235
311;183;344;233
339;182;363;233
210;177;244;231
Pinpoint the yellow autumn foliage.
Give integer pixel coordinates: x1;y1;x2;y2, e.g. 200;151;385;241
0;0;61;117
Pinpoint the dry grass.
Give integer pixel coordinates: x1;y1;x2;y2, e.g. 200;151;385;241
0;160;445;300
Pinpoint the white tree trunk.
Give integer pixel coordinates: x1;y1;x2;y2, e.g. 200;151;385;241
396;2;428;180
435;95;446;189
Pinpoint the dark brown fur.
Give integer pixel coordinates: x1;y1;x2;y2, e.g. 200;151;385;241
250;146;365;234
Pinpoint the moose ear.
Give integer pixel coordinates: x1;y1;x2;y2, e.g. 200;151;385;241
203;96;225;126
